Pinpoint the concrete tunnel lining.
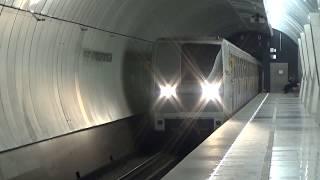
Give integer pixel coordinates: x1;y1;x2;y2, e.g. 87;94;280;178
0;0;271;152
0;0;318;179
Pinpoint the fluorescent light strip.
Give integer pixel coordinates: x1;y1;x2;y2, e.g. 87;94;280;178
208;93;270;179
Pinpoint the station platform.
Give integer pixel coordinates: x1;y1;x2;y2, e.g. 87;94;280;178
164;93;319;180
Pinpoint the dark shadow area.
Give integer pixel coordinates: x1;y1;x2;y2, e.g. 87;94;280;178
122;48;153;114
81;116;216;180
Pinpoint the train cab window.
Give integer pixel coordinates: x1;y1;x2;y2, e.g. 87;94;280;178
181;43;221;84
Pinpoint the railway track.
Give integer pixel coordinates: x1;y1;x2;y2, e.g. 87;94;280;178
117;152;176;180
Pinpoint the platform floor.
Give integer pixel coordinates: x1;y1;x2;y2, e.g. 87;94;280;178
164;94;320;180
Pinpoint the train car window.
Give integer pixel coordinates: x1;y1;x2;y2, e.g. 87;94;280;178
240;60;243;78
240;60;242;76
242;60;245;78
251;64;253;76
246;63;248;77
235;59;238;77
242;61;244;78
237;60;240;78
239;60;241;78
238;58;241;77
233;55;236;79
181;43;221;84
247;62;249;76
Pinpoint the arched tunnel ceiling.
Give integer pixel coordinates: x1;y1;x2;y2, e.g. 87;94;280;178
1;0;319;48
228;0;268;32
1;0;270;41
1;0;316;152
0;0;272;152
1;0;317;43
264;0;319;42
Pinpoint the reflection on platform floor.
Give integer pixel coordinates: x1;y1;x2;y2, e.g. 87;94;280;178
164;94;320;180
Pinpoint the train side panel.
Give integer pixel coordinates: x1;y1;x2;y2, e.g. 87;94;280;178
222;40;260;117
152;39;260;130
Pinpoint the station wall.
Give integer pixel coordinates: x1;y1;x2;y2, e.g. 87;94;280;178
299;13;320;117
0;7;152;152
0;0;258;153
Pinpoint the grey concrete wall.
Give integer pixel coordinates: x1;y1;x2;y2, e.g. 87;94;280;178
0;117;139;180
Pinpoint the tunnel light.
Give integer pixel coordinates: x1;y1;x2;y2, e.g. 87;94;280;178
29;0;42;7
160;85;176;98
201;81;221;101
264;0;286;28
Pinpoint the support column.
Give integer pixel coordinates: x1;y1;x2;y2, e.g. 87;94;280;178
300;33;311;108
298;39;306;100
309;13;320;121
304;24;319;114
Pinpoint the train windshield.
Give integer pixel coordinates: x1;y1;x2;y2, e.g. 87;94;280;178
181;43;221;84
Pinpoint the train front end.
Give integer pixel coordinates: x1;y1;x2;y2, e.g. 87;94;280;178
152;39;225;131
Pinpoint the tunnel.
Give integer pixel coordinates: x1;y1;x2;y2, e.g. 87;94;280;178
0;0;319;179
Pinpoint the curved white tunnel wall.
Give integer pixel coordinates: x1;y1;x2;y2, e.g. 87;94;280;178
0;0;293;153
0;7;152;151
1;0;249;41
0;0;252;153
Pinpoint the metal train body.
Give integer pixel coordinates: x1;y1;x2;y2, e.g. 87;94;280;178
152;38;261;130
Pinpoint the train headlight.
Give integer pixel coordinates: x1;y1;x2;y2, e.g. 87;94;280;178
201;82;221;101
160;85;176;98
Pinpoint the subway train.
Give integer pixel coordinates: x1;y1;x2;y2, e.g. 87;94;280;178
152;38;261;131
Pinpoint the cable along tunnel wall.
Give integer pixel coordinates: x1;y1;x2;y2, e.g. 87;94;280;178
0;7;152;152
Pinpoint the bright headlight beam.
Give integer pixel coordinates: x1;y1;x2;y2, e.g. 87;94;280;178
160;85;176;98
201;82;221;101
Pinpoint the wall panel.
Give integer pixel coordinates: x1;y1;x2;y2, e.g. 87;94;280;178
0;7;151;152
1;0;249;41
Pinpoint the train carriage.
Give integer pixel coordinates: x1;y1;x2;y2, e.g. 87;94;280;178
152;38;261;131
